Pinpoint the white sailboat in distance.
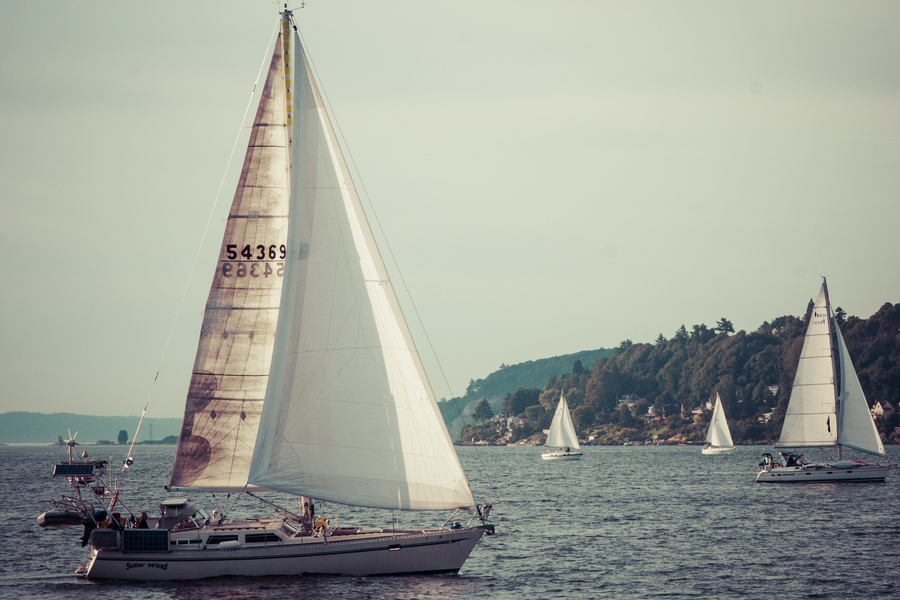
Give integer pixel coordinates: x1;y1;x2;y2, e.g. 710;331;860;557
38;8;493;580
701;393;735;455
542;393;583;460
757;279;889;483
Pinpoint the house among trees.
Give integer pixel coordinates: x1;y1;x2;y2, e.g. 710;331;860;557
618;394;639;407
873;401;894;419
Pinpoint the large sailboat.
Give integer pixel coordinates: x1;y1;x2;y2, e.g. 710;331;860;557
701;393;734;455
541;393;582;460
756;279;889;483
38;8;492;579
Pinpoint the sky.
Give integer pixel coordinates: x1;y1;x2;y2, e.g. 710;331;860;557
1;1;899;419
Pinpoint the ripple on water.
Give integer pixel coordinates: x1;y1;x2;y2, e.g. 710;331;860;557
4;444;900;600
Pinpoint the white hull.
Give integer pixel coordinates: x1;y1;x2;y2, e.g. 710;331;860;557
85;525;489;580
541;450;582;461
701;445;734;455
756;464;889;483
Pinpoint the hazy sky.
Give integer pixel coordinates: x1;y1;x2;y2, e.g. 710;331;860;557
2;1;898;420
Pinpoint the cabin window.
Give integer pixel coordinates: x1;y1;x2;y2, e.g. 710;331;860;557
173;538;201;545
206;534;239;545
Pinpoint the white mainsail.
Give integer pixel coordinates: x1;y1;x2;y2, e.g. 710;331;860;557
777;284;838;448
246;25;474;511
545;394;580;450
169;35;290;491
835;324;886;456
705;393;734;449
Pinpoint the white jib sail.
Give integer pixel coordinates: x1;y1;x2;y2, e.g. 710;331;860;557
545;393;580;450
169;34;290;491
778;283;838;448
835;323;886;456
705;393;734;448
247;29;474;511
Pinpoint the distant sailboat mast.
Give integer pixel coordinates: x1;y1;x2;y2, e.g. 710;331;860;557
822;279;842;460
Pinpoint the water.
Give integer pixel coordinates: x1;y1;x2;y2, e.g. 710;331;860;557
4;444;899;600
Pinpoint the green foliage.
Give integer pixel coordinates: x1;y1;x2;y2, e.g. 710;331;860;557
616;339;634;355
503;387;541;417
834;307;846;325
572;405;595;430
458;301;900;446
438;348;614;439
137;435;178;445
715;318;734;334
524;404;546;423
117;430;128;445
472;399;494;422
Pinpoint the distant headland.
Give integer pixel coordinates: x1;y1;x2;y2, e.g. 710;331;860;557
0;412;180;445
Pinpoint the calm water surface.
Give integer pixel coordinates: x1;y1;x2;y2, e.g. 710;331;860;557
3;444;899;600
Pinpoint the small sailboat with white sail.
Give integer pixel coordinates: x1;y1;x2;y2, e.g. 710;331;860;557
542;393;582;460
38;8;492;579
701;393;734;455
757;279;889;483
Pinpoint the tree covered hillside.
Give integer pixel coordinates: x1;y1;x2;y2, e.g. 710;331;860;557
460;301;900;446
438;348;615;440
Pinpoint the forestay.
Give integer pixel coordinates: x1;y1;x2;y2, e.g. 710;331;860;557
169;36;290;491
247;28;474;511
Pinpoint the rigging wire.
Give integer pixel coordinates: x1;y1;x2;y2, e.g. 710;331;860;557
291;15;498;502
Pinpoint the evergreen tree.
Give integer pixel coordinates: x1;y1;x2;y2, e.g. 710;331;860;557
503;387;541;416
834;306;846;325
473;399;494;422
715;318;735;334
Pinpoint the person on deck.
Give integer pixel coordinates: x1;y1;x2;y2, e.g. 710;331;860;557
107;512;123;530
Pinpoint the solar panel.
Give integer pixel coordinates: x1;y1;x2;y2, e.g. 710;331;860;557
53;464;95;476
123;529;170;553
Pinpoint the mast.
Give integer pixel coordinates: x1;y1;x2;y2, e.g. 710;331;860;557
822;277;842;460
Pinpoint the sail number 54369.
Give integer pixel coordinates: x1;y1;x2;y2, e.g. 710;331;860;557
226;244;286;260
222;244;286;278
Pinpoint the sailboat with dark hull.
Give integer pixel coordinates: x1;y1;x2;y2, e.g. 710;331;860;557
39;9;492;580
756;279;889;483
